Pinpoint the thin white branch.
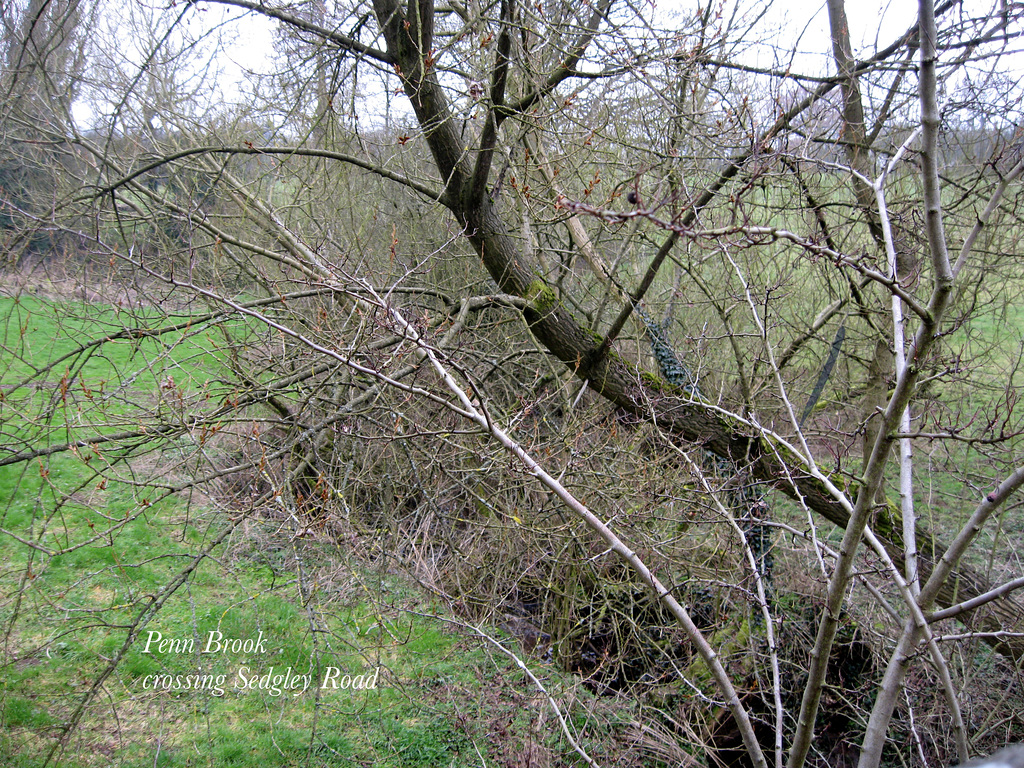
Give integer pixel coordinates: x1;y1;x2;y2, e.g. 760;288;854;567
855;1;976;763
953;160;1024;278
859;527;966;761
873;152;919;596
927;576;1024;623
721;243;816;474
558;199;932;320
470;624;602;768
382;293;770;768
672;443;784;768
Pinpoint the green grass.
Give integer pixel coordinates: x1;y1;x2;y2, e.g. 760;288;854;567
0;294;598;767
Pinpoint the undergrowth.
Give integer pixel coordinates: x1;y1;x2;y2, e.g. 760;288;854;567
0;294;642;767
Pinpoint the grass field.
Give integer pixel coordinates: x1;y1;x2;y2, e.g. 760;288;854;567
3;259;1021;767
0;294;604;768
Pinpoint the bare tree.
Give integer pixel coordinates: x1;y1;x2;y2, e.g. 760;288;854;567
3;0;1024;765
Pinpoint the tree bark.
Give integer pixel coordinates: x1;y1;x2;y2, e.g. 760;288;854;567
365;0;1024;661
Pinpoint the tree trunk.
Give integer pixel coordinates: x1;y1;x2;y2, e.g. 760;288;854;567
369;0;1024;661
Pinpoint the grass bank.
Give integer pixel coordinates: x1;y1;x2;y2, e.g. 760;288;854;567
0;294;623;767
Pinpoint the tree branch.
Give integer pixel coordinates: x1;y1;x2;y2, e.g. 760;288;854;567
83;144;446;206
199;0;393;64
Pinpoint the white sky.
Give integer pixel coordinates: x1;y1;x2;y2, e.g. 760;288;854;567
770;0;918;55
76;0;1001;129
213;0;922;80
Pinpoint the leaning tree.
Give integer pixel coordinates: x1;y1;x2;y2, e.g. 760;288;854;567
3;0;1024;765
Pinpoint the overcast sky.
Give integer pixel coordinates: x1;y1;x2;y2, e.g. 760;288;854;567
211;0;923;81
80;0;1002;129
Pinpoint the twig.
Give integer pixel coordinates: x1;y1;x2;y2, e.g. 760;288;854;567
471;624;602;768
928;576;1024;623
